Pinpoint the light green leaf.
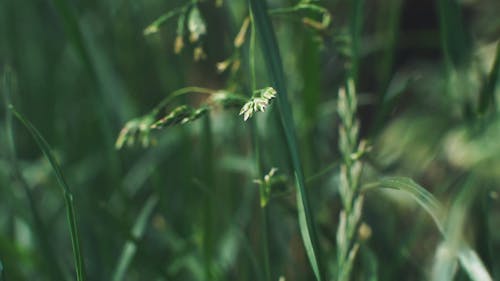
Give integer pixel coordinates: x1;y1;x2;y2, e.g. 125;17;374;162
366;177;492;281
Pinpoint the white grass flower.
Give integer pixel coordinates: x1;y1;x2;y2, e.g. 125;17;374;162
239;101;254;121
261;87;277;100
253;97;268;112
239;87;277;121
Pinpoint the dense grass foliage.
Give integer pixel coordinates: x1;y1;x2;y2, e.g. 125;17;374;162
1;0;499;280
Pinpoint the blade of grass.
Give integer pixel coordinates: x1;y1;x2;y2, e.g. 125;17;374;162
49;0;92;75
478;42;500;114
437;0;471;70
248;1;324;280
349;0;365;82
2;67;67;281
201;115;216;281
364;177;493;281
249;10;271;280
9;106;86;281
111;195;159;281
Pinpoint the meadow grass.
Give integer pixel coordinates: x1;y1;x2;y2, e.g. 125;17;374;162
1;0;499;280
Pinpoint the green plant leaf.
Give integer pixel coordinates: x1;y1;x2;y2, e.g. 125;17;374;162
10;106;87;281
248;0;324;280
111;195;159;281
478;42;500;114
366;177;492;281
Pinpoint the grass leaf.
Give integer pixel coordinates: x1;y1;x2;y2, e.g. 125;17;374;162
478;42;500;114
248;0;324;280
366;177;492;281
9;106;86;281
111;195;159;281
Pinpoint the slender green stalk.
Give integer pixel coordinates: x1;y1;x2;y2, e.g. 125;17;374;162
9;106;87;281
152;86;218;116
111;196;159;281
349;0;365;82
250;120;272;281
249;11;271;281
248;1;324;280
249;12;258;93
437;0;471;70
202;115;215;281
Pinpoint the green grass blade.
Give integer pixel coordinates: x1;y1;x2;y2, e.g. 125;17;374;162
111;195;159;281
201;115;216;281
9;106;86;281
3;68;67;281
249;11;271;280
349;0;365;81
478;42;500;114
49;0;93;75
370;177;444;231
437;0;471;69
367;177;492;281
248;1;323;280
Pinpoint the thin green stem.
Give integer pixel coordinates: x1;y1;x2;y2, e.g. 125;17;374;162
202;115;215;281
306;160;340;184
249;12;258;93
152;86;218;115
249;9;271;280
250;120;271;281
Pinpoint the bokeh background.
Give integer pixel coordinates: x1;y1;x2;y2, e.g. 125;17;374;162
0;0;499;280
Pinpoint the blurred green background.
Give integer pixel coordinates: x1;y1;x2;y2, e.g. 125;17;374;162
0;0;499;280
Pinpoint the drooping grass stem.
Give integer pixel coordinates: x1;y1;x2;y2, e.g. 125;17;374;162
152;86;219;115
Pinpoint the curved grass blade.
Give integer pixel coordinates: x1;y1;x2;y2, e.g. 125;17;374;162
9;106;86;281
3;68;67;281
248;1;323;280
366;177;492;281
111;195;159;281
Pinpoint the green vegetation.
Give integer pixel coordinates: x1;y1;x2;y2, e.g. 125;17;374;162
1;0;499;280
